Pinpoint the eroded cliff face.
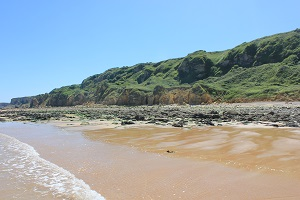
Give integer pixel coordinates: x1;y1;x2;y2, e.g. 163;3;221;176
178;56;213;83
97;85;212;106
11;87;213;108
10;97;33;107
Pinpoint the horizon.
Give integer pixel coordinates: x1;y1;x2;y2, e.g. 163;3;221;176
1;0;300;103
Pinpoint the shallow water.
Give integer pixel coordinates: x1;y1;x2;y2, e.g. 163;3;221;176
0;123;104;200
1;122;300;199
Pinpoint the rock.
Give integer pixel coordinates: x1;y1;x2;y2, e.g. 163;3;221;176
271;123;279;127
247;116;254;121
285;122;299;127
166;150;175;153
172;120;184;127
210;110;219;115
121;120;135;125
211;114;220;119
155;118;169;123
192;113;209;119
80;121;90;125
225;110;239;115
204;120;215;126
135;115;145;121
269;111;275;115
177;56;213;83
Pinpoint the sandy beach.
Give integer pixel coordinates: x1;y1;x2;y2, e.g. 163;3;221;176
1;103;300;199
73;122;300;199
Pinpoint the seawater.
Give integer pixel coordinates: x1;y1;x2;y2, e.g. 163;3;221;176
0;129;105;200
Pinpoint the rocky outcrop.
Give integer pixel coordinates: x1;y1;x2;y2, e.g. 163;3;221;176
1;103;299;128
116;89;147;106
13;86;214;108
178;55;213;83
10;97;33;107
217;43;257;73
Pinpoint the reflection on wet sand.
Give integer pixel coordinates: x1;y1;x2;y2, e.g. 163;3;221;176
85;126;300;179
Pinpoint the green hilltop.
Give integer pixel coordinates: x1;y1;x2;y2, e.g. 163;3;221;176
11;29;300;107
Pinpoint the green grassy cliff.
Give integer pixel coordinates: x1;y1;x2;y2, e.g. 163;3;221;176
12;29;300;107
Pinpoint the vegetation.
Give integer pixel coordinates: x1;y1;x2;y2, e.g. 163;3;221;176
12;29;300;107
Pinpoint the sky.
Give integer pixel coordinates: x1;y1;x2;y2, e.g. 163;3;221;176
0;0;300;102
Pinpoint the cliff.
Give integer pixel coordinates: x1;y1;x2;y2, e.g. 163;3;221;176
0;103;10;109
11;29;300;107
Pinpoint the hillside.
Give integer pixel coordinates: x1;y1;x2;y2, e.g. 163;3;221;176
0;103;10;109
11;29;300;107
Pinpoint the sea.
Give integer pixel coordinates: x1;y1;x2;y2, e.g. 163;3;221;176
0;122;105;200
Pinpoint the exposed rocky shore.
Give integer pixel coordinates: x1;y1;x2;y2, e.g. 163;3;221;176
0;102;299;128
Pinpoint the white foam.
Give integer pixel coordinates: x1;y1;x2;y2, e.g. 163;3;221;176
0;133;105;200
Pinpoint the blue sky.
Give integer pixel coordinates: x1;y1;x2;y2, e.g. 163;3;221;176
0;0;299;102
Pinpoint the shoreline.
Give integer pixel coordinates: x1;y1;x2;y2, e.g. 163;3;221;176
1;101;300;129
1;120;300;199
1;102;300;199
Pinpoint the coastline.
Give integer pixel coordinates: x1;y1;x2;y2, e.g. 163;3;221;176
1;102;300;199
1;101;300;128
1;122;300;199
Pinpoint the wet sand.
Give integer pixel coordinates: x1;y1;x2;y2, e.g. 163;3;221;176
82;124;300;199
86;125;300;179
1;122;300;199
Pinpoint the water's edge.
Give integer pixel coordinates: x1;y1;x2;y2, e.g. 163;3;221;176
0;122;105;200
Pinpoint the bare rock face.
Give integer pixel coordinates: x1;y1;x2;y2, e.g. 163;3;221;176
218;43;257;73
66;94;86;106
116;89;147;106
11;97;33;106
30;98;39;107
178;56;213;83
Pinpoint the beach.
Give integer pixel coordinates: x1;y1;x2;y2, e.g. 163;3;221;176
1;118;300;199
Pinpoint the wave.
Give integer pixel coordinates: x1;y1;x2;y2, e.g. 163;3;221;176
0;133;105;200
